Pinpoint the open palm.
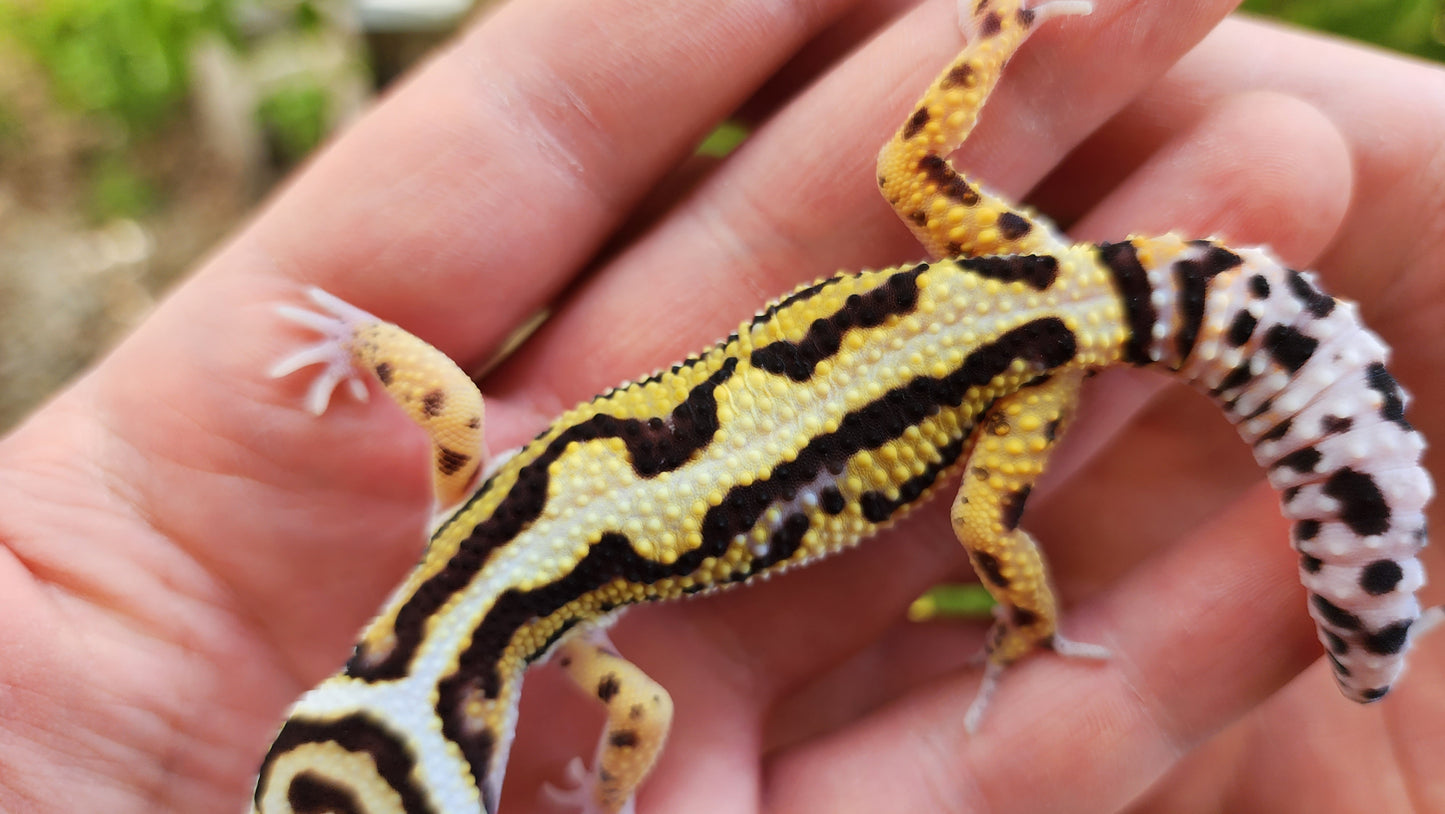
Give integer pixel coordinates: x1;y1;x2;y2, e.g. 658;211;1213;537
0;1;1440;812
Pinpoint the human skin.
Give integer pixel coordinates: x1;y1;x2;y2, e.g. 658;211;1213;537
0;0;1441;812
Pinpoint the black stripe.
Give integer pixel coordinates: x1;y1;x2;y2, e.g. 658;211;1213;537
1171;247;1241;364
288;773;364;814
960;255;1057;290
257;715;437;814
750;277;835;327
348;357;739;682
747;513;811;573
1098;241;1155;365
858;433;968;524
751;265;926;381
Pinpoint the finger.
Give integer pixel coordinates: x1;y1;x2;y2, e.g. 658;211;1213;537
219;0;868;358
763;484;1317;813
486;0;1245;415
678;85;1353;705
1133;17;1445;310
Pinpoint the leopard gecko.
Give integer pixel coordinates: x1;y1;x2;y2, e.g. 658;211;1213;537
253;1;1435;812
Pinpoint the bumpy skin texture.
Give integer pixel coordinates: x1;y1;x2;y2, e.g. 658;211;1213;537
254;2;1432;813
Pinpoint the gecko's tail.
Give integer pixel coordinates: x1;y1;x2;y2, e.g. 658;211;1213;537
1099;234;1433;701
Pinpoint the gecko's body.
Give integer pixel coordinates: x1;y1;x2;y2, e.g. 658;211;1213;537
254;2;1434;812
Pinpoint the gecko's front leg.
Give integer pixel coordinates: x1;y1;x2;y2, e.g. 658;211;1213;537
271;287;487;507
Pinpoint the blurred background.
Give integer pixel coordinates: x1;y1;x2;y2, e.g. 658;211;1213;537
0;0;1441;432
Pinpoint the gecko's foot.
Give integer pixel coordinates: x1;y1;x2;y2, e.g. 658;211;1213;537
963;619;1109;733
541;757;635;814
959;0;1093;37
270;287;380;415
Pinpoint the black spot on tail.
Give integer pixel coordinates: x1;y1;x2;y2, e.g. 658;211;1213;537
1272;446;1322;474
1286;270;1336;318
1226;311;1257;347
1210;362;1254;398
1257;417;1292;443
1263;325;1318;372
1323;630;1348;655
1363;620;1411;655
1360;559;1404;595
1248;274;1270;298
1322;468;1390;536
1312;594;1362;630
1363;362;1412;431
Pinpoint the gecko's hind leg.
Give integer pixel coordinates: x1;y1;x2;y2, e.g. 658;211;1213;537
543;630;674;814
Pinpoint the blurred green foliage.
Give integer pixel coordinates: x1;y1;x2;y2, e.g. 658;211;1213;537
88;153;158;220
0;0;237;135
1242;0;1445;62
258;82;330;162
0;0;238;219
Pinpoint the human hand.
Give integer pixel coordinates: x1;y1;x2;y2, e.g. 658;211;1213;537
0;1;1438;812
